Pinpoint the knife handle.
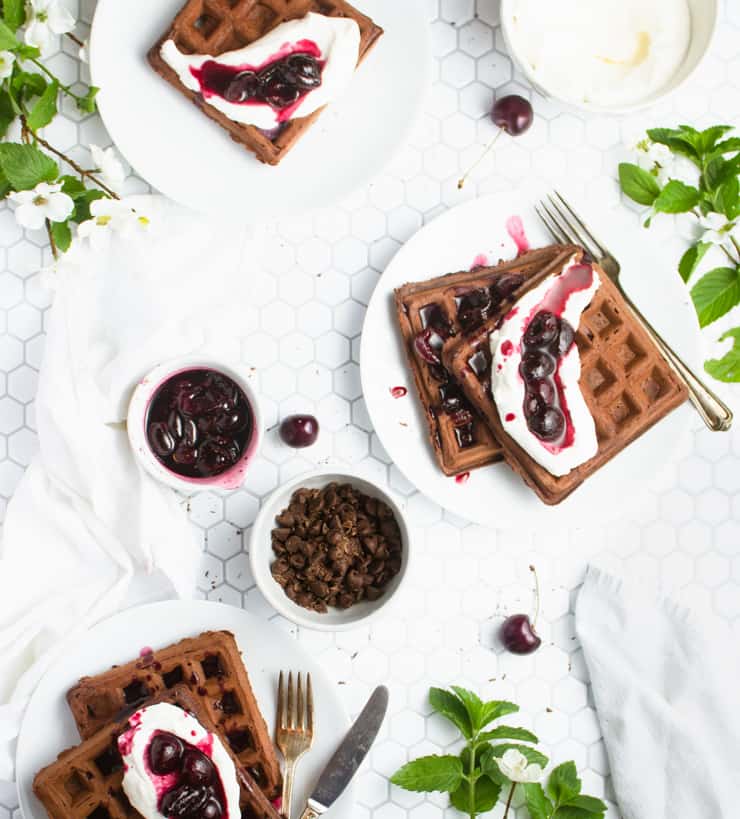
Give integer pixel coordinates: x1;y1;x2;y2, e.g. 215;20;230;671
297;808;321;819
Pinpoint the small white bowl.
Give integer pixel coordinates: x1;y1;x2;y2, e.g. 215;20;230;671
250;469;412;631
127;356;263;493
501;0;718;114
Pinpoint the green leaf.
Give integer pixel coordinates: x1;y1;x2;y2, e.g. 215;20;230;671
647;127;700;161
0;167;10;199
547;762;582;807
0;142;58;190
76;85;99;114
566;794;608;813
2;0;25;31
450;775;502;815
26;79;58;131
483;743;549;785
478;726;538;744
71;188;105;224
11;69;47;101
60;174;87;198
653;180;701;213
713;137;740;156
479;700;519;729
50;219;72;252
450;686;484;733
524;783;554;819
678;242;711;283
618;162;661;206
390;755;463;794
698;125;733;154
705;328;740;382
429;688;472;739
0;88;15;138
691;267;740;327
714;177;740;220
705;155;740;190
0;16;18;49
552;808;602;819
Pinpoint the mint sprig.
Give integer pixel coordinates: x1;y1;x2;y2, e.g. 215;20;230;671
618;123;740;382
391;686;606;819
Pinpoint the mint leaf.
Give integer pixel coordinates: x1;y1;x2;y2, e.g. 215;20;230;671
0;142;58;189
705;155;740;190
450;775;501;814
71;188;105;223
705;328;740;382
451;686;484;732
390;755;463;793
26;80;58;131
713;137;740;156
653;180;701;213
679;241;711;282
77;85;99;114
691;267;740;327
60;174;87;198
524;783;554;819
699;125;733;154
50;219;71;252
15;43;39;60
2;0;24;30
12;70;47;101
478;726;538;743
429;687;472;738
547;761;581;806
618;162;660;206
566;794;608;813
0;16;18;49
552;808;601;819
714;177;739;220
0;88;15;138
647;127;700;161
0;168;10;199
479;700;519;728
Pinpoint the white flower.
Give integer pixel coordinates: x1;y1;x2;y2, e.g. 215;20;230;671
496;749;543;784
0;50;15;79
24;0;75;56
8;181;73;230
89;144;125;190
699;212;737;252
77;198;150;250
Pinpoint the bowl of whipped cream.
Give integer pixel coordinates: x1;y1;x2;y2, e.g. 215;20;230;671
501;0;718;112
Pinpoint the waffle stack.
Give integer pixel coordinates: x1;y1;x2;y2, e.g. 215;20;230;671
148;0;384;165
33;632;282;819
394;246;578;475
441;248;688;504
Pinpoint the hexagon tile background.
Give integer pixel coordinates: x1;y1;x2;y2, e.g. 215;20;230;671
1;1;740;818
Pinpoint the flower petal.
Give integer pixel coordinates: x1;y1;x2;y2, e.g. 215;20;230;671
45;192;74;223
14;202;47;230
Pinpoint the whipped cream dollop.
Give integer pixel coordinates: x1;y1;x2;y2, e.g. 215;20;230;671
490;256;600;477
118;703;241;819
160;13;361;129
504;0;691;107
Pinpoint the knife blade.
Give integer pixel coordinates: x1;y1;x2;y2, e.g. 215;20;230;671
301;685;389;817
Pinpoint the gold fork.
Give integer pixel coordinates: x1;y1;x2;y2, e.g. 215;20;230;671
536;191;733;432
276;671;314;819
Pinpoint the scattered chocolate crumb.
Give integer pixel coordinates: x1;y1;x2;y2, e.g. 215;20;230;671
270;482;403;614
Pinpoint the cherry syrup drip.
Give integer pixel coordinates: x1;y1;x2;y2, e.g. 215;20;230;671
455;472;470;484
190;40;324;125
390;386;408;399
506;215;530;256
519;263;594;450
146;369;253;480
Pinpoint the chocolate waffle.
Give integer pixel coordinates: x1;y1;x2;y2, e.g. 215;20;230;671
148;0;384;165
66;632;280;801
443;249;688;504
394;246;578;475
34;686;281;819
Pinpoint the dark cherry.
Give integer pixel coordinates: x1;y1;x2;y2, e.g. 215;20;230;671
553;321;576;357
284;54;322;89
215;408;249;434
450;408;474;427
529;406;565;442
172;442;198;466
420;304;453;338
201;798;223;819
527;378;556;406
523;391;545;420
519;350;555;381
148;733;184;775
454;424;475;448
492;273;524;299
279;414;320;448
492;94;534;136
224;70;259;103
181;749;215;787
500;614;541;655
149;422;175;458
197;437;240;476
439;383;464;414
427;363;448;382
413;328;442;365
524;311;559;348
160;785;209;818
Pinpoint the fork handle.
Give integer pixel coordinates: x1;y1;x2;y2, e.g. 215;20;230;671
617;284;733;432
281;760;298;819
297;809;321;819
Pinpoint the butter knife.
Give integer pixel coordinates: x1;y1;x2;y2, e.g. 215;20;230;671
298;686;389;819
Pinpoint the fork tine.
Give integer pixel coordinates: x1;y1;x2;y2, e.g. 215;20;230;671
297;672;304;732
306;673;314;736
287;671;295;730
547;193;601;259
536;203;568;244
553;190;607;257
277;671;286;730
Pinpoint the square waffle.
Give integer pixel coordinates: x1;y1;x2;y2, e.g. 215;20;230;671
66;632;280;802
148;0;384;165
34;686;281;819
443;248;688;504
394;246;579;476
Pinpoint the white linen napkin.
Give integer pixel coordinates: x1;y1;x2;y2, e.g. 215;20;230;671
0;195;254;780
575;565;740;819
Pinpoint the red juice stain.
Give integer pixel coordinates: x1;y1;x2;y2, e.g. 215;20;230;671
390;386;408;399
455;472;470;484
506;215;530;256
470;253;489;270
139;646;153;657
500;340;513;356
505;413;516;422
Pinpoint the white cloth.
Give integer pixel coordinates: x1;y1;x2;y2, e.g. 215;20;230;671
575;566;740;819
0;195;254;780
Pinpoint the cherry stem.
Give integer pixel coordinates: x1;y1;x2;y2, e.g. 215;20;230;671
65;32;85;48
529;564;541;629
502;782;516;819
457;128;503;190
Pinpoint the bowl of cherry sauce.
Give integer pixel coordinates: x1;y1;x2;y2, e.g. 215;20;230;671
128;358;262;491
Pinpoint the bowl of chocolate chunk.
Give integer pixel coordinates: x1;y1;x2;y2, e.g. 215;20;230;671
250;469;411;630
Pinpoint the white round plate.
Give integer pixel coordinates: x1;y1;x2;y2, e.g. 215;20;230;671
360;192;700;529
89;0;430;221
16;600;356;819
